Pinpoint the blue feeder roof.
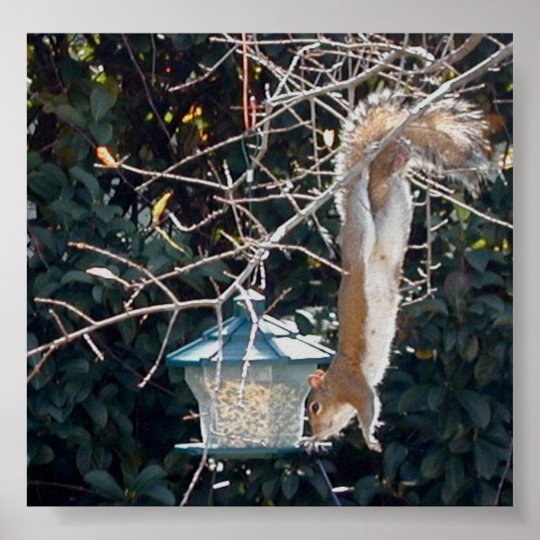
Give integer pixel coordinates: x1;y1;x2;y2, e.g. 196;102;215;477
166;290;334;366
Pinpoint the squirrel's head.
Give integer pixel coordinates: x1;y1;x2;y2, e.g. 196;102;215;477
306;367;383;452
306;369;356;440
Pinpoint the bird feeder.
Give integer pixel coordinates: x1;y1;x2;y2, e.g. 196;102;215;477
166;290;333;459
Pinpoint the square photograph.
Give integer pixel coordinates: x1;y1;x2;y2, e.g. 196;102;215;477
27;33;513;506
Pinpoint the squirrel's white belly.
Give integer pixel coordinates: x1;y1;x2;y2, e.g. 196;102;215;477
362;253;401;386
361;179;413;386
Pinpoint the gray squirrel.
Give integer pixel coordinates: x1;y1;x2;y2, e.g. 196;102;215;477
307;90;491;451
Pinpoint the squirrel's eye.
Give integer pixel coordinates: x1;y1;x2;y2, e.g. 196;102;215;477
310;402;321;414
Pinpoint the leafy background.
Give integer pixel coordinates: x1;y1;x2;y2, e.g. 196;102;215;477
27;33;512;506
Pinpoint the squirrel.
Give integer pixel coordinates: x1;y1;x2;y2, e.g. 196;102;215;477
306;89;491;452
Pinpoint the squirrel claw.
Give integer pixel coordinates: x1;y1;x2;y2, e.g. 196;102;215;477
366;437;382;453
299;437;332;455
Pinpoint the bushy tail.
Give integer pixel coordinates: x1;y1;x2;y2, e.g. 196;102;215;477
336;90;491;212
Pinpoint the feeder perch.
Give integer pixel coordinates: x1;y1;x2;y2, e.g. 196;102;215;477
166;290;333;458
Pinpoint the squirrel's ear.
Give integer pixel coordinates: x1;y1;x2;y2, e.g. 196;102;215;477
308;369;326;390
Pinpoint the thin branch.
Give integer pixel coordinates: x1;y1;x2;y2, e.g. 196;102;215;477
168;43;240;92
28;480;115;501
264;242;344;275
494;438;513;505
265;287;293;315
121;34;174;152
138;311;178;389
48;308;69;336
27;300;209;358
423;34;485;74
27;346;56;384
409;177;513;230
118;163;227;192
68;241;180;304
179;300;225;506
35;297;96;324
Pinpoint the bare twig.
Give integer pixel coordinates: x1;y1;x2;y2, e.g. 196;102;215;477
169;43;240;92
27;346;57;384
409;177;513;230
494;438;513;505
68;241;180;304
121;34;174;152
138;311;178;389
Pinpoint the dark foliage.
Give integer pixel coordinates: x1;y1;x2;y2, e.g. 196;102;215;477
27;33;512;506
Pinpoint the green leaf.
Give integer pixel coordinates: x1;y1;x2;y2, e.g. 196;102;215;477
443;325;456;352
448;433;472;454
476;481;498;505
99;384;119;403
49;199;89;226
140;485;175;505
354;475;381;505
445;455;465;492
456;329;479;362
397;384;429;413
262;477;279;500
76;445;93;475
444;271;471;303
493;313;512;328
41;163;69;185
31;444;55;465
53;424;91;446
29;355;55;390
196;260;231;283
55;104;87;129
82;395;108;429
95;205;122;223
72;133;91;160
29;226;58;256
46;403;73;423
474;439;498;480
118;318;136;345
427;386;447;411
107;217;137;234
70;166;102;199
407;298;448;317
61;270;95;285
84;470;124;501
456;389;491;429
27;151;43;171
454;204;471;222
133;464;167;493
110;410;133;435
89;121;113;145
474;354;503;386
296;464;315;479
90;85;116;121
61;358;90;376
420;448;445;479
28;165;67;201
281;472;300;500
465;249;491;273
295;309;317;334
472;271;505;289
478;294;505;313
28;171;58;201
65;380;91;404
383;441;408;481
464;335;479;362
307;473;329;500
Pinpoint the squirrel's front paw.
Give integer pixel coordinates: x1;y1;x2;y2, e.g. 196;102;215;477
366;437;382;453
